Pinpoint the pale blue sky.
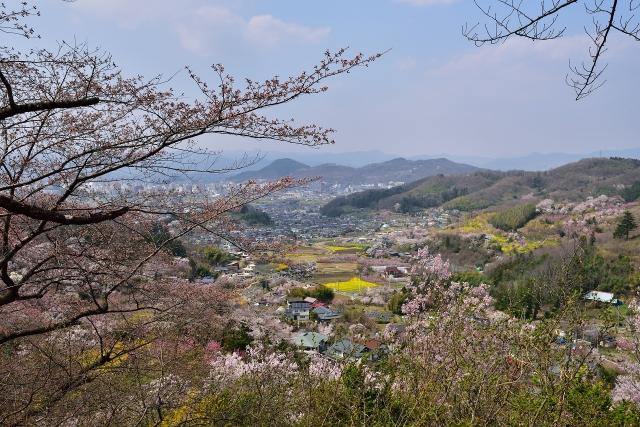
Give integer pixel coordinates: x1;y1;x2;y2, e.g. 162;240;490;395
29;0;640;157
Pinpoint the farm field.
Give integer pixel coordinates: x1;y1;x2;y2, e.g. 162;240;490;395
324;277;380;293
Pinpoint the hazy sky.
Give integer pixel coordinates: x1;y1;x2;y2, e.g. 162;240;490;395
30;0;640;157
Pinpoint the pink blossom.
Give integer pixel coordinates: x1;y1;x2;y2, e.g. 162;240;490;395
308;355;342;380
208;343;297;385
613;367;640;405
401;248;493;317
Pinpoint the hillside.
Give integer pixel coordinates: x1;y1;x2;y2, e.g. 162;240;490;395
230;157;479;185
322;157;640;216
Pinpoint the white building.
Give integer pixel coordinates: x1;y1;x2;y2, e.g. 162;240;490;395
583;291;620;305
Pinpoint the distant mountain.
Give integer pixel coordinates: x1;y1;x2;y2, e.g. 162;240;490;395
232;158;309;181
475;152;586;171
228;157;479;185
208;149;397;171
256;150;396;167
321;157;640;216
415;148;640;171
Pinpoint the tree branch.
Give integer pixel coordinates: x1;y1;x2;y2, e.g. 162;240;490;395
0;96;100;120
0;194;129;225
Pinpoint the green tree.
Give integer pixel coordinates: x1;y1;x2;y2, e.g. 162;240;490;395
388;291;407;315
203;247;235;266
614;211;637;240
621;181;640;202
150;223;188;257
222;323;253;353
287;287;308;299
310;285;335;303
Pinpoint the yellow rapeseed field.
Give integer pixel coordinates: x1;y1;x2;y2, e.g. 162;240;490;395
324;277;380;292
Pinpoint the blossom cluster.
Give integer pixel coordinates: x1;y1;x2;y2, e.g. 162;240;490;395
308;355;342;380
207;343;297;385
613;362;640;406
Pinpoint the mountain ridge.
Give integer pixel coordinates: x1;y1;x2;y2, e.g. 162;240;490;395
321;157;640;216
229;157;480;185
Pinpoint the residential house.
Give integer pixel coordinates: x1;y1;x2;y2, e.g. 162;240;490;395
312;306;342;322
364;339;382;351
365;340;389;362
366;311;393;324
292;332;328;352
227;261;241;272
385;266;405;278
326;339;369;360
285;298;312;321
370;266;388;273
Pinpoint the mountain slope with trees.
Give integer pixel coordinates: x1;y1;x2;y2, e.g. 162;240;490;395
322;158;640;215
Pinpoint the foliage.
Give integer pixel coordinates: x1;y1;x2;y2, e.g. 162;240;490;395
397;187;467;213
287;285;335;303
442;194;493;211
202;247;236;266
458;215;493;235
489;203;537;231
237;204;273;226
320;177;471;216
579;252;638;294
456;214;550;254
621;181;640;202
150;223;188;257
287;287;307;299
275;263;289;272
4;244;640;424
451;271;485;286
221;323;253;353
320;186;408;216
311;284;335;302
388;291;407;315
189;260;216;280
614;211;638;240
440;233;462;252
489;233;548;255
489;239;639;318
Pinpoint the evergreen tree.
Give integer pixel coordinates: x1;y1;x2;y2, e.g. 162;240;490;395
614;211;637;240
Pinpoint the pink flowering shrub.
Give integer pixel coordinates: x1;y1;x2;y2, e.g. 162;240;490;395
613;303;640;405
613;364;640;406
401;247;493;317
207;343;298;386
307;354;342;380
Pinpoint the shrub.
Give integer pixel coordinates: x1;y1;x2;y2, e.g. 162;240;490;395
452;271;485;286
222;323;253;352
149;223;187;257
238;204;273;225
388;291;407;315
310;285;335;303
287;285;335;303
203;247;236;266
